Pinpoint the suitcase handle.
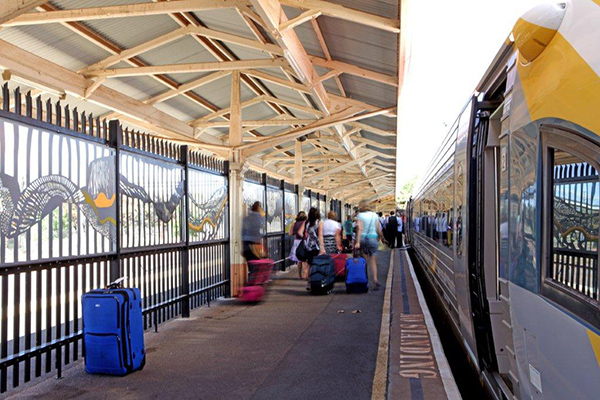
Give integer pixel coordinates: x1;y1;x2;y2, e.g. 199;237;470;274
107;277;126;289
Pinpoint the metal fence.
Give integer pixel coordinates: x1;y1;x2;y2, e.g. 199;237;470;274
0;85;229;393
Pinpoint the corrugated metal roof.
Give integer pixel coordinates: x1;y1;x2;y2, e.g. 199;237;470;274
191;9;257;39
324;0;398;19
0;24;110;71
339;75;396;109
0;0;399;199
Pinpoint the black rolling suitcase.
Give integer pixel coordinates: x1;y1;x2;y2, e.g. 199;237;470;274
309;255;335;295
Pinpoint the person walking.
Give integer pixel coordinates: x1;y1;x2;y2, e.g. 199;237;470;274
397;213;404;248
242;201;266;272
289;211;308;279
298;207;325;259
386;211;398;248
323;211;343;254
343;215;353;244
355;201;385;290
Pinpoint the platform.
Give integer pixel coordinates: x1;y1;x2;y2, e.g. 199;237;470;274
8;250;460;400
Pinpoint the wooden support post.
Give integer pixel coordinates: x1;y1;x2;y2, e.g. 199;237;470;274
294;138;303;186
229;150;246;297
229;70;245;296
230;71;242;146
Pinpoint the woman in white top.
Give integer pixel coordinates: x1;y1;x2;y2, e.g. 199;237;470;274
322;211;343;254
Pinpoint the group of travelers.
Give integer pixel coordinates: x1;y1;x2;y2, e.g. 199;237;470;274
414;210;456;247
377;211;405;249
241;200;407;292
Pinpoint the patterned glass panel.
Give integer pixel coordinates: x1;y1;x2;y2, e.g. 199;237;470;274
243;181;265;216
302;195;311;213
285;192;298;234
266;187;283;233
188;170;228;242
319;199;326;218
120;152;183;248
0;117;115;263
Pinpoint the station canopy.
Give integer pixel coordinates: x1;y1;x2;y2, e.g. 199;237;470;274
0;0;402;206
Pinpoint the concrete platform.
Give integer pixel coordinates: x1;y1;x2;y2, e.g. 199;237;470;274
387;250;461;400
8;250;460;400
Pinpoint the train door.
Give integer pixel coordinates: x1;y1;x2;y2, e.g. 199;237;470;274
468;101;498;372
469;88;518;398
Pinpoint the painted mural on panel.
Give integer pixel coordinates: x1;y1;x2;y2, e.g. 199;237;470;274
0;118;116;262
188;169;228;242
284;192;297;234
266;187;283;233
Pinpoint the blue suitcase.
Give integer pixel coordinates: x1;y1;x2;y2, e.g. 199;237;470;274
345;256;369;293
82;286;146;375
309;255;335;295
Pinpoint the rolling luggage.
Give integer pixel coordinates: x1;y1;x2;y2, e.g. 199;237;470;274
309;255;335;295
240;259;274;302
82;282;145;375
345;255;369;294
332;253;348;281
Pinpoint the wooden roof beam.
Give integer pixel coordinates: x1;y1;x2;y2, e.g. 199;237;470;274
350;122;396;137
328;173;392;194
80;26;191;73
280;0;400;33
279;9;321;33
85;58;286;78
145;70;230;105
310;56;397;87
3;0;242;26
244;69;311;94
305;153;377;182
195;119;316;128
239;106;397;155
0;0;48;25
0;39;230;151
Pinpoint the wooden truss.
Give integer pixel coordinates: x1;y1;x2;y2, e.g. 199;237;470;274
0;0;403;204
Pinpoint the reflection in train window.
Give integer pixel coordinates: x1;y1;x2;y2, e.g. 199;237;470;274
550;148;599;300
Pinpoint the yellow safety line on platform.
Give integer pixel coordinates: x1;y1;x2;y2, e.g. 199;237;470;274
404;250;462;400
372;250;395;400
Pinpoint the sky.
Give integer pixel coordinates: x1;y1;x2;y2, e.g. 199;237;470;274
396;0;550;194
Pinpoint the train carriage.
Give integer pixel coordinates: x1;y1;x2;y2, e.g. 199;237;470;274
406;1;600;398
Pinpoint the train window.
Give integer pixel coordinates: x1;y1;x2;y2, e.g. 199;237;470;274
542;127;600;329
548;148;599;300
499;137;509;279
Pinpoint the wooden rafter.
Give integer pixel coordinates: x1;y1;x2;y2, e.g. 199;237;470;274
195;119;316;128
280;0;400;33
279;9;321;32
39;2;220;114
85;59;286;78
3;0;242;26
0;0;48;25
310;56;397;87
145;71;230;106
0;39;230;151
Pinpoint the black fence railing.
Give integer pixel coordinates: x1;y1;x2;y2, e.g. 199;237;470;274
0;85;229;394
551;248;598;300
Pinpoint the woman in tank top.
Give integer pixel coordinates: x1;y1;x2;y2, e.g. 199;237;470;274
322;211;342;254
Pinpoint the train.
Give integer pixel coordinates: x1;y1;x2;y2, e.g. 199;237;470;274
405;1;600;399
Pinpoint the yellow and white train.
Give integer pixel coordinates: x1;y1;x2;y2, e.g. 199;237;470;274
407;1;600;398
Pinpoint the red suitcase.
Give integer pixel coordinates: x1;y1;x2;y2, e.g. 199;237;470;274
332;253;348;281
240;259;274;303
